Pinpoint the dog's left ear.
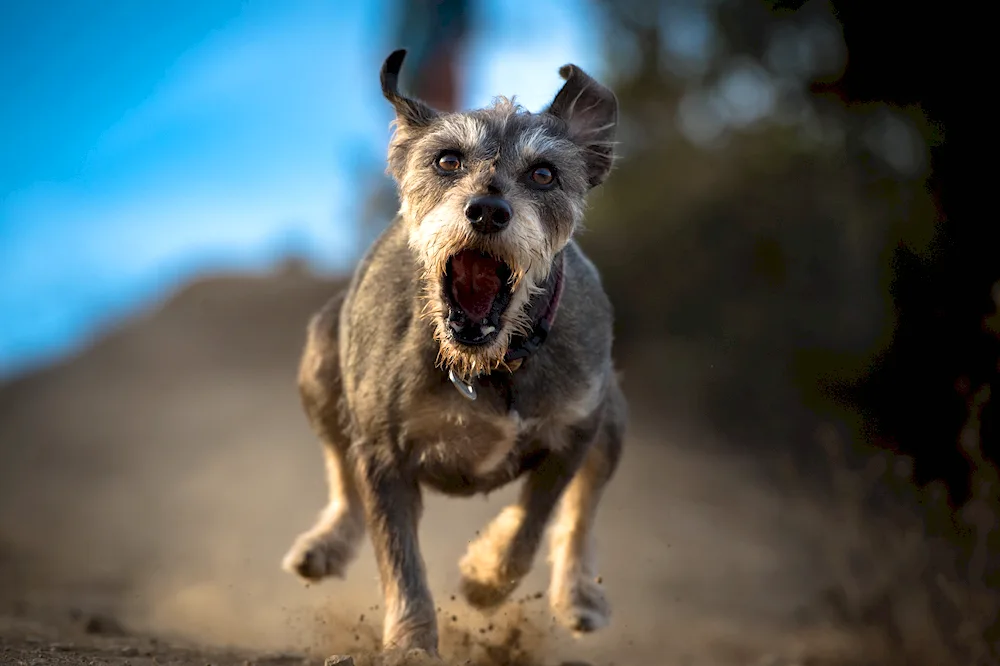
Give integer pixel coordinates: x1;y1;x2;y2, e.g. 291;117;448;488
545;64;618;187
381;49;439;128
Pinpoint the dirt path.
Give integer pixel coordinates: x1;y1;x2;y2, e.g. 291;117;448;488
0;610;310;666
1;429;860;666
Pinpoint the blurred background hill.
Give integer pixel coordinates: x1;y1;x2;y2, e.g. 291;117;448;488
1;1;996;664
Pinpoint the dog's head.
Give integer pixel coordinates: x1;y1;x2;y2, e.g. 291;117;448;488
380;49;617;379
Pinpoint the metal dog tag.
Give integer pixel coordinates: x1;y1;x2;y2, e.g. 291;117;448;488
448;369;477;401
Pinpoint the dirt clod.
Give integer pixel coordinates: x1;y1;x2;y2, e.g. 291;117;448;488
324;656;355;666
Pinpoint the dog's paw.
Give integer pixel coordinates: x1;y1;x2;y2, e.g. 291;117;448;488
281;518;362;582
381;612;440;662
459;560;520;610
458;507;529;609
551;575;610;635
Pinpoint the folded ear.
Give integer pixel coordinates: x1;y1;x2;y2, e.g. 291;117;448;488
381;49;439;128
544;64;618;187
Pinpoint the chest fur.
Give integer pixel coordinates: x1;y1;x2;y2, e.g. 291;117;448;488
405;400;539;480
401;370;605;488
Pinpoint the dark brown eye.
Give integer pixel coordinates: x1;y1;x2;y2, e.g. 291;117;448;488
530;166;554;186
437;152;462;172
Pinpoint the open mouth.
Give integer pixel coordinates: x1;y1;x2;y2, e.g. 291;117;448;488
442;249;514;346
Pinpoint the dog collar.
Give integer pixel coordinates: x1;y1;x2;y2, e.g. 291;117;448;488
503;251;566;372
447;252;566;400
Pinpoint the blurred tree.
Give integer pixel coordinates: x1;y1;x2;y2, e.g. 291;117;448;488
573;9;996;648
579;0;915;471
576;0;995;512
808;0;997;509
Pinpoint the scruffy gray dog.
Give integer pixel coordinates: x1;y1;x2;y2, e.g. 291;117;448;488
282;49;626;656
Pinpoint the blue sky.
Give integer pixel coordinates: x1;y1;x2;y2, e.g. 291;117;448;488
0;0;604;378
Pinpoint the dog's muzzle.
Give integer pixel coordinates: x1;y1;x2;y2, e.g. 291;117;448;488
442;249;514;346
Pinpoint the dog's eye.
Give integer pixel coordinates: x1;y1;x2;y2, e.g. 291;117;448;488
436;152;462;172
529;165;555;187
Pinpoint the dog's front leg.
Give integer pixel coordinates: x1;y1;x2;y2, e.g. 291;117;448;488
459;420;595;610
354;447;438;655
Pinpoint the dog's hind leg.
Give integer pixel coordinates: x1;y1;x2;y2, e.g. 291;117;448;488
282;293;366;582
547;383;625;634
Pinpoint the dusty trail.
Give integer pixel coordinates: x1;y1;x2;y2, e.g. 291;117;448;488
0;266;891;665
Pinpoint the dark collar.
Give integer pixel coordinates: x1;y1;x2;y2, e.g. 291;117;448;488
503;251;566;371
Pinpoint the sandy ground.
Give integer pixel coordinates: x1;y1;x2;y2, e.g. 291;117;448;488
0;265;969;666
1;430;856;666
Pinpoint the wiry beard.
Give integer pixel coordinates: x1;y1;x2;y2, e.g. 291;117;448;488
406;198;554;381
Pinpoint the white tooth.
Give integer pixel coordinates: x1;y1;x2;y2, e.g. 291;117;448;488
450;321;462;331
480;325;496;335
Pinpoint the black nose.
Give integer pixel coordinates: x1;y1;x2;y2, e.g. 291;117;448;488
464;196;512;234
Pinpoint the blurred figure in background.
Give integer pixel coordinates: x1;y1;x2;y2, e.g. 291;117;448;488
391;0;470;112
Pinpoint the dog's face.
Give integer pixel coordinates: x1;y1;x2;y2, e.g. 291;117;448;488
379;50;617;379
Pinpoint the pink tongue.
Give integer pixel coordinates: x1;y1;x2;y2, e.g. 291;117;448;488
451;250;502;322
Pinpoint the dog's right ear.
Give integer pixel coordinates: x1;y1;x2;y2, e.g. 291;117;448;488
381;49;438;128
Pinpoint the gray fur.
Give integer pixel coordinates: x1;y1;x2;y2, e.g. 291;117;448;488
281;49;626;656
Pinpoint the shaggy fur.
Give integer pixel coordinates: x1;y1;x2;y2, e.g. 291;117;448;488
281;49;626;656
